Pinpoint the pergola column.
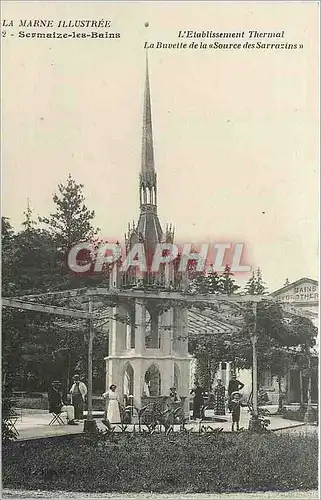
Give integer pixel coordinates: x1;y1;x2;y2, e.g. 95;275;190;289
135;301;146;354
133;361;143;409
226;362;231;389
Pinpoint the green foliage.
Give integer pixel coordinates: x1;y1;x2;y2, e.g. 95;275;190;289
189;265;240;296
189;333;230;390
2;176;107;403
232;301;298;373
189;290;318;398
244;268;268;295
286;316;317;350
1;382;18;443
2;433;318;492
220;265;240;295
39;174;98;252
2;217;16;296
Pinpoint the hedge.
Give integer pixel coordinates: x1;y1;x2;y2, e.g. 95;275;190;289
2;431;318;493
282;406;318;422
13;395;106;411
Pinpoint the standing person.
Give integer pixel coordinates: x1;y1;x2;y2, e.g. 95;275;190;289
102;384;121;427
190;382;204;420
169;386;181;403
48;381;78;425
69;374;87;420
213;379;226;415
229;392;242;431
228;373;244;409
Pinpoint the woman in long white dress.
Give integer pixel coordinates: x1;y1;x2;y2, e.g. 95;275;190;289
102;384;121;424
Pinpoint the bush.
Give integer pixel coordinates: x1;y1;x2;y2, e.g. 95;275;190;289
2;432;318;493
14;398;48;410
283;406;318;422
92;396;105;411
2;384;18;443
14;395;105;411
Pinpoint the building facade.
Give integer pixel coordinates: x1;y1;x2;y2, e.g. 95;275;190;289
261;277;319;404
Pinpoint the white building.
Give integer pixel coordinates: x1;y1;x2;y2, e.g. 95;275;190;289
261;277;319;404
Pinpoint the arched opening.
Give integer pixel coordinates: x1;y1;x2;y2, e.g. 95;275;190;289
125;309;135;349
145;364;161;396
145;309;159;349
174;364;180;392
123;363;134;401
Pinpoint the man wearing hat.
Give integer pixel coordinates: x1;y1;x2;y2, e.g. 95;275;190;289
229;391;242;432
69;374;87;420
48;381;78;425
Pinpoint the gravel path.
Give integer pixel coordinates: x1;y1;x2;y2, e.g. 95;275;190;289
2;490;318;499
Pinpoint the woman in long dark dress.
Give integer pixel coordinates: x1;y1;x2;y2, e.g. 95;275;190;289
213;379;226;415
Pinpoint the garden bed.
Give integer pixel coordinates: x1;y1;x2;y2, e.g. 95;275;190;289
2;432;318;493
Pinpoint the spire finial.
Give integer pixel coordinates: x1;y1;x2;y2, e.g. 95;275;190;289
141;50;154;173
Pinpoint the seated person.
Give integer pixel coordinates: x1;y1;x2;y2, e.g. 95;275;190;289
48;381;78;425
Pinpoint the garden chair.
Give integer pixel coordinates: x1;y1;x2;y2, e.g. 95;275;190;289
8;410;20;436
49;412;65;425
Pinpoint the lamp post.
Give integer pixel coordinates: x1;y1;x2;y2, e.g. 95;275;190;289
248;301;261;431
84;298;98;433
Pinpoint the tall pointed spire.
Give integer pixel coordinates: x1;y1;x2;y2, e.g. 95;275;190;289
139;52;158;209
141;51;155;173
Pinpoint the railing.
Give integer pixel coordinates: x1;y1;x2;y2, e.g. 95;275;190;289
120;272;185;291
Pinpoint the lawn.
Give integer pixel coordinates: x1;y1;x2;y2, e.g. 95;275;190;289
2;431;318;493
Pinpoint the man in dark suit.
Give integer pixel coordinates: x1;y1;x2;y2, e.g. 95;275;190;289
48;381;78;425
228;374;244;410
190;382;204;419
228;374;244;397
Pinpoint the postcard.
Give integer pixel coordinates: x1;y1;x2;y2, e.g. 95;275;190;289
1;1;319;499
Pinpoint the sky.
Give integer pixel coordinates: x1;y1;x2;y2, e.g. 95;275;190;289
1;1;319;292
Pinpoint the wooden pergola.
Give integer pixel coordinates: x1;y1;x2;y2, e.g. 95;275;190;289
3;287;315;430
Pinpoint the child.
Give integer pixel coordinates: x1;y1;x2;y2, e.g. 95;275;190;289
229;391;242;431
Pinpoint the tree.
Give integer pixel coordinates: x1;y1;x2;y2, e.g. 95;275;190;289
12;205;61;294
255;268;268;294
286;316;317;407
189;268;221;295
40;174;98;252
269;347;292;412
226;300;292;385
207;267;221;293
244;271;256;295
36;176;106;390
2;181;105;395
189;333;231;391
220;265;240;295
244;267;268;295
39;174;104;289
